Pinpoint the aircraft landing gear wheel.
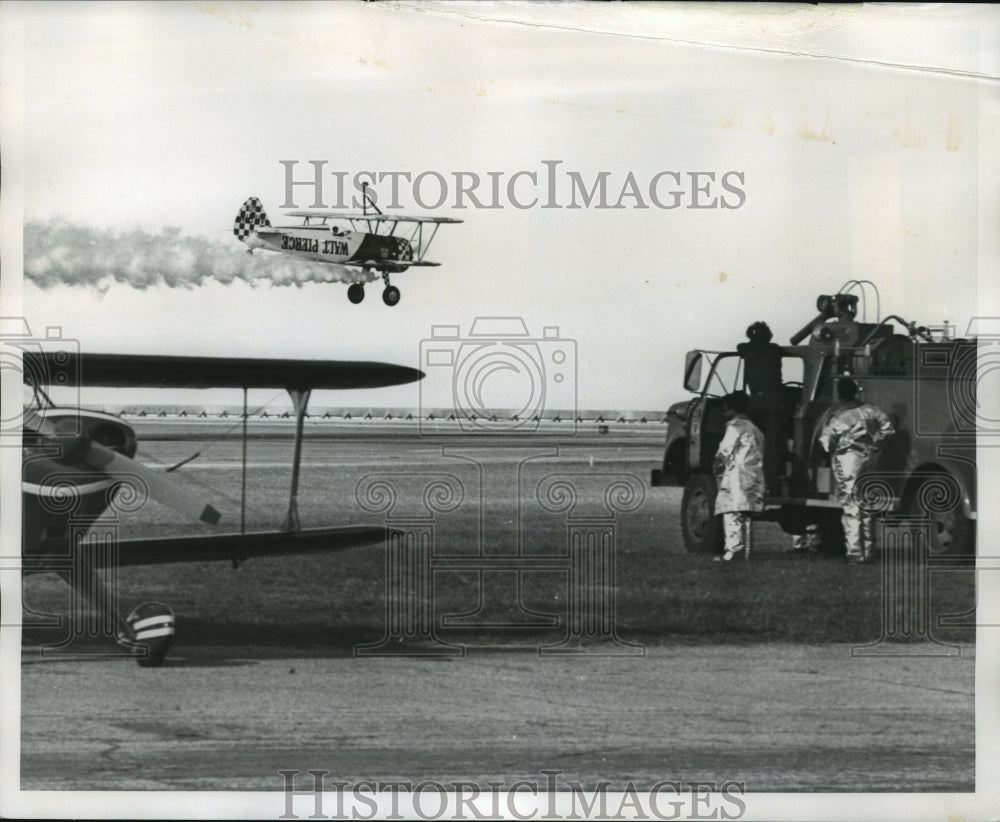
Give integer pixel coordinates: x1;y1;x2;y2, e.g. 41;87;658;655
137;637;173;668
347;283;365;304
382;285;401;307
126;602;175;668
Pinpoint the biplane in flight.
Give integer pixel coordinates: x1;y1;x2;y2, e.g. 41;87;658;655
20;345;423;667
234;185;462;307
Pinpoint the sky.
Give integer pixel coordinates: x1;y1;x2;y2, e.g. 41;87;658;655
3;1;998;413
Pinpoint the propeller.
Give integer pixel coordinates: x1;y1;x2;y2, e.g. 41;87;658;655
80;438;221;524
24;410;221;525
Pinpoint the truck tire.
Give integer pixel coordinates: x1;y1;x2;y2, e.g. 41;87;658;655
906;475;974;557
681;474;723;554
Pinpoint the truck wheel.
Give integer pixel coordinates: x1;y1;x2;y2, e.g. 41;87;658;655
928;507;973;556
907;477;974;556
681;474;723;554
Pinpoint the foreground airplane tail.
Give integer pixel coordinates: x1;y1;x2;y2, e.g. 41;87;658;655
233;197;271;243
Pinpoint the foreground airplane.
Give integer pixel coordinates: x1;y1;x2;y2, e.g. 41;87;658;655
234;185;462;307
21;350;424;667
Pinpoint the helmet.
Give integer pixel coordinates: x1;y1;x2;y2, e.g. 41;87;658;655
837;378;859;401
746;321;773;344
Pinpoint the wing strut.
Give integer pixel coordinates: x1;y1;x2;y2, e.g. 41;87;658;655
241;386;248;535
281;388;312;532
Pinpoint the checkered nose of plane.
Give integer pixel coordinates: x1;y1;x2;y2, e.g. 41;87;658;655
391;237;413;261
233;197;271;240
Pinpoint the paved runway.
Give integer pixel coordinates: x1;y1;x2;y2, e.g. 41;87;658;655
21;643;974;793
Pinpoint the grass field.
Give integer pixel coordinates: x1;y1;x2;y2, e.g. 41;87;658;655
21;423;976;652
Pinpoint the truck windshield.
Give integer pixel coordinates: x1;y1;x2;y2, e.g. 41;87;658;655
701;353;743;398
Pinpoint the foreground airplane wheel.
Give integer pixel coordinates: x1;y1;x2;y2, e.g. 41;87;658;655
680;474;723;553
347;283;365;304
127;602;175;668
136;639;173;668
382;285;401;307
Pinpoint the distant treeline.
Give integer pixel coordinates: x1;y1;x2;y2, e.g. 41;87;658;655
84;405;669;423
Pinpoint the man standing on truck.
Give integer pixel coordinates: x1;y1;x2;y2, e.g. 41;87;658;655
819;378;895;564
713;391;766;562
737;321;784;493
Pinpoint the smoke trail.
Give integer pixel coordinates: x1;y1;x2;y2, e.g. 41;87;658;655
24;221;377;291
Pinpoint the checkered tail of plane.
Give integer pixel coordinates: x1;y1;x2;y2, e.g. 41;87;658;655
233;197;271;244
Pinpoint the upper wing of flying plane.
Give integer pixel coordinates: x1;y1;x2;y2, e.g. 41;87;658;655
285;211;463;224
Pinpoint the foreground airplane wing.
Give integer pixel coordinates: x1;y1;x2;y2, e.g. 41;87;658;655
21;350;419;666
23;352;424;390
27;525;389;569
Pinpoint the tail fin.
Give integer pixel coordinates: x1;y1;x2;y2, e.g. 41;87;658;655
233;197;271;242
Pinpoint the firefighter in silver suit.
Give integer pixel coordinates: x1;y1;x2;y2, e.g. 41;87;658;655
713;391;766;562
819;378;895;563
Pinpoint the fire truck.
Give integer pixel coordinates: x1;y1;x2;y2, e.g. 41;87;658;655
650;282;977;556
